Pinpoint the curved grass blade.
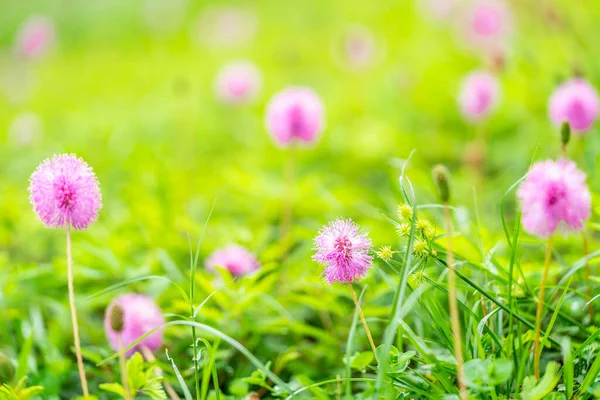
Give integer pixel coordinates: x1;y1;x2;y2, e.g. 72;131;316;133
165;348;193;400
86;275;190;304
193;278;236;318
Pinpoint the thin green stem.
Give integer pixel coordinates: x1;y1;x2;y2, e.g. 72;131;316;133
348;283;379;363
533;238;553;380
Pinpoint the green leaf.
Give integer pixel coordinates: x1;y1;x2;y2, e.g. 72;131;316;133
350;352;374;370
520;362;561;400
99;382;127;398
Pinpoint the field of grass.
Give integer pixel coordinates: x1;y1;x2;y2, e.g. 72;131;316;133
2;0;600;399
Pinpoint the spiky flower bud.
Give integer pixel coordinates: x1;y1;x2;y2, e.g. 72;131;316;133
109;303;125;333
408;271;427;289
397;204;413;221
432;164;451;203
413;239;428;258
396;223;411;238
376;245;393;261
561;121;571;147
0;352;15;384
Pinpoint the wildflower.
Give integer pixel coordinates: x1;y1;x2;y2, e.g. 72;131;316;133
416;219;433;235
205;244;260;276
413;239;429;258
517;159;591;238
313;218;373;284
464;0;512;49
397;204;413;221
458;70;500;122
408;271;427;289
214;60;262;104
549;78;599;134
265;87;325;147
432;165;451;203
14;16;55;60
105;294;165;358
376;245;393;262
29;154;102;230
339;25;378;70
397;223;411;238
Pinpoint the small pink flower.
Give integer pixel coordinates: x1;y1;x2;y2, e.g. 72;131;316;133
265;87;325;147
463;1;512;49
517;159;591;238
340;25;378;70
549;78;599;134
214;61;261;104
205;244;260;276
313;219;373;284
29;154;102;230
458;71;500;122
15;16;55;60
105;294;165;358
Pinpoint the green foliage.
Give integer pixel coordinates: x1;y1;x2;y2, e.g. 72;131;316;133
0;377;43;400
99;353;166;399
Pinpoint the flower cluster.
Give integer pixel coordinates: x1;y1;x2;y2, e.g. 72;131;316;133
395;204;438;260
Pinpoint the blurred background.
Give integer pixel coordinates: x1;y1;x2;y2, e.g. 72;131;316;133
1;0;600;398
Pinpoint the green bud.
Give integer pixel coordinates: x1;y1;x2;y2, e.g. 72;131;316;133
432;164;451;203
109;303;125;332
561;121;571;147
0;352;15;384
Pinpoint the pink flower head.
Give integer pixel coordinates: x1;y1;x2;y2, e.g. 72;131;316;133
517;159;591;238
464;1;512;49
549;78;600;134
265;87;325;147
341;25;378;70
458;71;500;122
214;60;262;104
313;219;373;284
205;244;260;276
15;16;55;60
29;154;102;230
105;294;165;358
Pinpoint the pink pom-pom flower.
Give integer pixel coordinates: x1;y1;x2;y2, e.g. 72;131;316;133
464;0;511;49
458;71;500;122
29;154;102;230
105;294;165;358
214;60;261;104
265;87;325;147
517;159;591;238
15;16;55;60
205;244;260;276
549;78;600;134
313;219;373;284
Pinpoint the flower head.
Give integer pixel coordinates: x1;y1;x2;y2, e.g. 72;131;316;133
376;245;393;262
397;204;413;221
15;16;55;60
517;159;591;238
205;244;260;276
313;219;373;284
464;0;512;49
458;70;500;122
214;60;261;104
29;154;102;230
265;87;325;147
549;78;599;134
104;294;165;358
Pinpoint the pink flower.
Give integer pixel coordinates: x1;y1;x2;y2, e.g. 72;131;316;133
464;1;512;49
205;244;260;276
313;219;373;284
517;159;591;238
340;25;378;70
29;154;102;230
549;78;600;134
15;16;55;60
265;87;325;147
105;294;165;358
458;71;500;122
214;61;261;104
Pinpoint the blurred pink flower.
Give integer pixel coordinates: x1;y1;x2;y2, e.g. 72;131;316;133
517;159;590;238
313;219;373;284
458;71;500;122
192;6;257;48
214;60;262;104
15;16;55;60
463;1;512;50
340;25;378;70
105;294;165;358
29;154;102;230
549;78;599;134
205;244;260;276
265;87;325;147
8;111;43;146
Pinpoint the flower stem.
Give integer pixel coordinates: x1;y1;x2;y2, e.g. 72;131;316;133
66;226;89;397
348;283;379;363
117;337;131;400
443;205;467;399
533;237;553;380
141;346;181;400
281;144;296;251
582;231;593;322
